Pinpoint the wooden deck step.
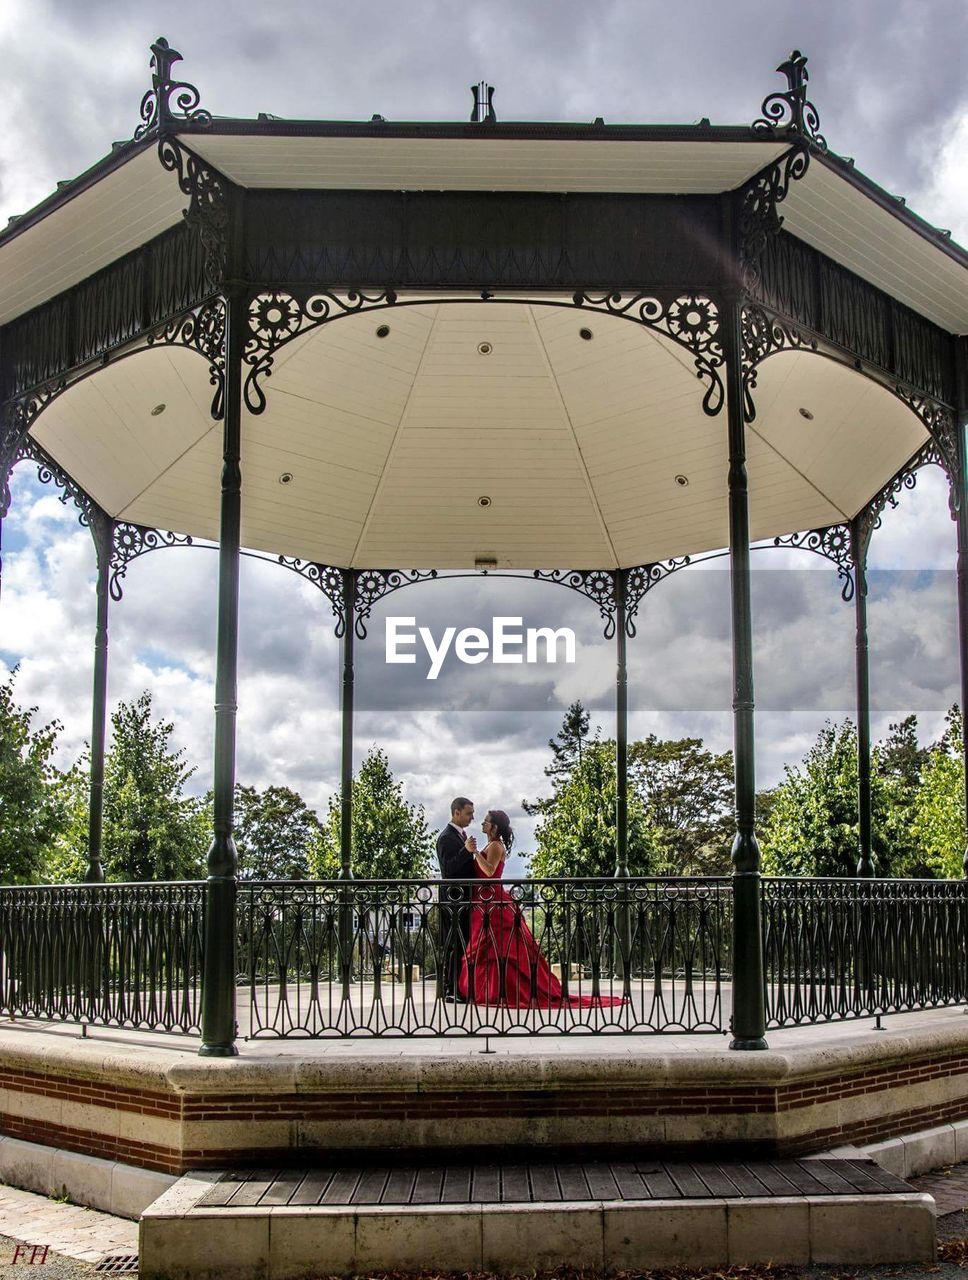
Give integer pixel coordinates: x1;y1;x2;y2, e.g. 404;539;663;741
140;1157;935;1278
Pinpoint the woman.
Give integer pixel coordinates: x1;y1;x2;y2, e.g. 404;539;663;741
456;809;625;1008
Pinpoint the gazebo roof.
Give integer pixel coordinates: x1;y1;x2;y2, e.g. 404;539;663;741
1;119;967;331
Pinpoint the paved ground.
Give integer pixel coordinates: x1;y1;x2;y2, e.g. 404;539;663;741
0;1160;967;1278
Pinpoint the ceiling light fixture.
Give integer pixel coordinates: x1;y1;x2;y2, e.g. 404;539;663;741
798;407;815;420
475;555;498;570
674;474;689;487
150;403;166;416
478;341;493;355
278;472;294;485
579;328;593;341
376;324;390;338
478;495;492;508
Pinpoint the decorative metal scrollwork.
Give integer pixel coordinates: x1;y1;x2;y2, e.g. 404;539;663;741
354;569;439;638
752;50;827;152
276;558;346;635
890;389;958;510
244;290;399;414
773;525;854;601
573;292;724;416
135;37;212;140
739;146;811;297
1;386;68;518
741;304;818;419
853;438;951;564
158;139;228;290
109;523;194;601
146;298;226;419
532;569;617;638
625;557;692;636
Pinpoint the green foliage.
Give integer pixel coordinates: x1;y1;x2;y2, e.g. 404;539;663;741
102;692;208;881
633;735;734;875
233;783;323;880
524;701;591;816
529;736;652;877
314;747;434;879
0;667;66;884
910;707;965;879
42;758;90;884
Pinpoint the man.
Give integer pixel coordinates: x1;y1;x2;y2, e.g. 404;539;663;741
436;797;476;1001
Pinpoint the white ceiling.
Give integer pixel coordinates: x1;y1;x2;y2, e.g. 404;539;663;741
28;298;930;570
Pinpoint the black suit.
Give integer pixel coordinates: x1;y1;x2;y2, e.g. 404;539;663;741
436;824;474;996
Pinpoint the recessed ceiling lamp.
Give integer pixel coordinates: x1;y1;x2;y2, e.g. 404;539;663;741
376;324;390;338
475;555;498;570
798;407;815;420
478;342;493;355
478;495;492;507
674;474;689;487
579;328;594;341
278;472;294;486
150;403;166;416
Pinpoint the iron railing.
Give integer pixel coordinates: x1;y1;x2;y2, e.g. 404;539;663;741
237;877;732;1037
2;876;967;1040
0;881;204;1033
763;877;968;1027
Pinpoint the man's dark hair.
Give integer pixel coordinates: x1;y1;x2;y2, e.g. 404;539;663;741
450;796;472;815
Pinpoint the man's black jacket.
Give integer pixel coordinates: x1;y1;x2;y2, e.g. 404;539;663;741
436;824;475;880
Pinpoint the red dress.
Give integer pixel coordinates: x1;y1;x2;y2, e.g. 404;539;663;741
457;854;626;1008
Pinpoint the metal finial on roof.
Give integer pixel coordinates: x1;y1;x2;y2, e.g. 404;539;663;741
134;37;212;141
470;82;497;124
752;49;827;152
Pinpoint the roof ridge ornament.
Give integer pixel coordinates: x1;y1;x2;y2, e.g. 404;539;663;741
752;49;827;152
134;37;212;140
470;81;497;124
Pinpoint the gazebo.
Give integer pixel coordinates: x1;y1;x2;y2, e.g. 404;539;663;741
1;40;967;1069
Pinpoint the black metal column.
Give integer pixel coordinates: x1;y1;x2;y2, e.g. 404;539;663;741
851;520;874;877
615;569;629;879
200;292;244;1058
338;569;357;996
956;405;968;878
723;295;767;1051
86;519;114;883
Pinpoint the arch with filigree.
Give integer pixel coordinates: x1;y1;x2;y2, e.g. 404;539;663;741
242;289;727;420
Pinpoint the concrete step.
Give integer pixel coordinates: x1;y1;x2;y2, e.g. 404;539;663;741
139;1158;936;1279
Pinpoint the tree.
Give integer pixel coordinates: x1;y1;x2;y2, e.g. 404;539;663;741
102;692;208;881
910;706;965;879
758;720;908;877
0;667;65;884
523;701;591;816
529;737;652;878
632;735;734;875
42;758;90;884
233;783;323;880
313;747;434;879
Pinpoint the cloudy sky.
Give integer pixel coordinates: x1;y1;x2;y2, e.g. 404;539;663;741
1;0;966;870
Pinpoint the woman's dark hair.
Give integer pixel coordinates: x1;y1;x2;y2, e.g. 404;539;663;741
486;809;514;852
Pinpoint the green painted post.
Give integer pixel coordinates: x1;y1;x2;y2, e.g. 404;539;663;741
338;570;356;998
86;519;114;885
851;521;874;878
199;291;244;1058
723;294;767;1051
614;569;631;985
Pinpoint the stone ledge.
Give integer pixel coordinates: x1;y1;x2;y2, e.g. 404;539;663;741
0;1134;176;1219
139;1173;936;1279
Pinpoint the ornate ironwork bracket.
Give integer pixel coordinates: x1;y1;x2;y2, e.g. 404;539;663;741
354;569;439;638
135;37;212;140
625;557;692;636
738;148;811;298
741;304;818;420
573;292;724;416
752;50;827;151
852;437;951;570
109;523;194;601
244;290;399;414
145;298;226;419
773;525;854;601
532;569;617;638
11;435;114;566
274;558;346;635
890;390;958;511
